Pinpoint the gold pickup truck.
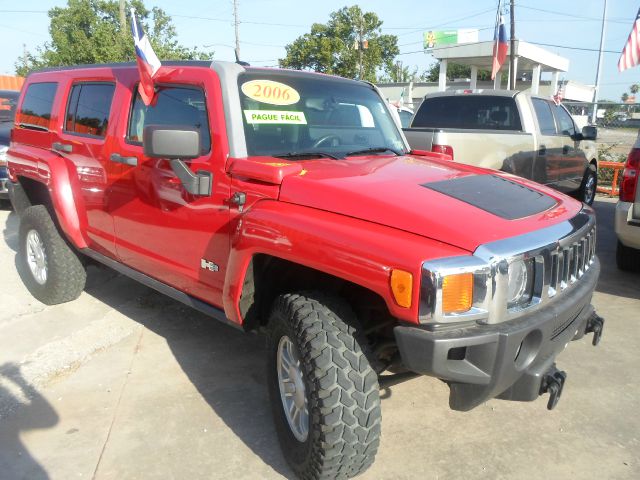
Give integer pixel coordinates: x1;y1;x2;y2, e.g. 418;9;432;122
404;90;598;204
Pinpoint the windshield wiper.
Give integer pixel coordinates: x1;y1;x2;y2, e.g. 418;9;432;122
344;146;402;157
274;151;341;160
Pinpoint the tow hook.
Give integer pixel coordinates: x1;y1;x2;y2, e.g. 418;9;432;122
585;313;604;346
540;366;567;411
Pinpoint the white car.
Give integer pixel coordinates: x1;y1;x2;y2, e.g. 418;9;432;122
615;130;640;271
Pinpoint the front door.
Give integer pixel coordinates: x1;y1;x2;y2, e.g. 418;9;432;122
108;77;232;307
531;98;564;187
552;103;588;192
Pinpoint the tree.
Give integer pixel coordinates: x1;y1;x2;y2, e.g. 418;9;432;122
630;84;639;95
423;62;491;82
15;0;211;76
279;5;399;82
622;92;630;103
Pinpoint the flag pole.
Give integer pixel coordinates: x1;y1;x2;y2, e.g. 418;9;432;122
509;0;516;90
591;0;608;125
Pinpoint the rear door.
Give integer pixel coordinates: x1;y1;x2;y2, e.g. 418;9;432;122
56;81;118;256
531;98;565;187
108;72;232;306
552;103;588;192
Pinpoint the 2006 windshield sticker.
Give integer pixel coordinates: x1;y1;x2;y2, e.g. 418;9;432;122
241;80;300;105
244;110;307;125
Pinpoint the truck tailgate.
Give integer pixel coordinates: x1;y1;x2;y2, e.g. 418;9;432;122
403;128;435;151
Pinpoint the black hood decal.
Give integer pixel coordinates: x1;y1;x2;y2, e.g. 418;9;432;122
422;175;557;220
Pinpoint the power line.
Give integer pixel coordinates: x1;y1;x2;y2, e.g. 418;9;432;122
516;4;628;24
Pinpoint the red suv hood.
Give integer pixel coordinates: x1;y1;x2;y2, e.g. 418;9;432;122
278;155;582;252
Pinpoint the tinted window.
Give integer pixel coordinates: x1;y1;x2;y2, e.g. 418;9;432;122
412;96;522;131
65;83;115;137
0;91;19;122
127;86;211;153
553;104;576;137
17;82;58;130
532;98;557;135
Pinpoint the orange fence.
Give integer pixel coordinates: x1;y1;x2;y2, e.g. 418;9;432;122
597;161;626;197
0;75;25;91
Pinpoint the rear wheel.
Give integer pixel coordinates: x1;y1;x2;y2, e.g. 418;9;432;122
266;292;381;479
616;240;640;272
578;165;597;205
18;205;86;305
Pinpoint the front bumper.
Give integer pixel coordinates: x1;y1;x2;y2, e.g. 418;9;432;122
615;201;640;250
394;258;601;411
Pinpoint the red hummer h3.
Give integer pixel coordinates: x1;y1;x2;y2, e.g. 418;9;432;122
7;61;603;479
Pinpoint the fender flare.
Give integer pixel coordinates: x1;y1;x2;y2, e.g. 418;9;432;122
222;200;467;326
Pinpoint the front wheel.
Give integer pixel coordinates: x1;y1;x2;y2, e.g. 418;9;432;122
578;165;597;205
266;292;381;479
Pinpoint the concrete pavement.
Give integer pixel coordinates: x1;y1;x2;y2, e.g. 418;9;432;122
0;197;638;479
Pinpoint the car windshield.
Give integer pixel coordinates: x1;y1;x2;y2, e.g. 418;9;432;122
238;71;407;159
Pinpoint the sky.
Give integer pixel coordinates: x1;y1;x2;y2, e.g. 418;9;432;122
0;0;638;101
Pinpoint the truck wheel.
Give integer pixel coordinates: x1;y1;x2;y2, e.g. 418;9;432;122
18;205;86;305
578;165;597;205
616;240;640;272
266;292;381;479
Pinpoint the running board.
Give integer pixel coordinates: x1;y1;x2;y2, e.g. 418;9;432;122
81;248;241;330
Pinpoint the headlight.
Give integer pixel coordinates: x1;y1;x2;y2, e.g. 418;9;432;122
507;259;533;308
0;145;8;166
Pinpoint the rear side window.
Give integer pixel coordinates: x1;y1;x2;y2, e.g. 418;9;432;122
411;96;522;131
65;83;115;138
126;85;211;153
552;104;576;137
532;98;557;135
16;82;58;131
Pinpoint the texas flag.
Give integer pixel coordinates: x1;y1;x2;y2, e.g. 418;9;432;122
130;9;161;105
491;14;508;80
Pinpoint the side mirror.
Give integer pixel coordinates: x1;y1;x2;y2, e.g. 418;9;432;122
143;125;201;159
142;126;212;196
580;125;597;141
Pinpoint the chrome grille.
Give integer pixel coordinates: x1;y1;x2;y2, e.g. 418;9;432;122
547;226;596;298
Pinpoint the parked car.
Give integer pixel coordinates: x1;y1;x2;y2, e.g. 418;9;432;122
615;130;640;271
404;90;599;204
7;62;604;479
0;90;19;203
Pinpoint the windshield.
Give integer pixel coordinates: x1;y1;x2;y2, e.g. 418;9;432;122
238;71;407;159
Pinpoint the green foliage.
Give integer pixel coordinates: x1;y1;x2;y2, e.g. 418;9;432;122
423;62;491;82
630;84;639;95
278;5;399;82
15;0;212;76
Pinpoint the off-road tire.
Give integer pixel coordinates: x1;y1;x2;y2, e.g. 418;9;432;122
616;240;640;272
18;205;86;305
266;292;381;479
578;164;597;205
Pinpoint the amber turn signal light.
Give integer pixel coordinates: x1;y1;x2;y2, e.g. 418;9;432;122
390;269;413;308
442;273;473;314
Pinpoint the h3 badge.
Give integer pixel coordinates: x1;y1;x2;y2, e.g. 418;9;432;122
200;258;219;272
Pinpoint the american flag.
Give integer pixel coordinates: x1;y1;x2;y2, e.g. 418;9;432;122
618;8;640;72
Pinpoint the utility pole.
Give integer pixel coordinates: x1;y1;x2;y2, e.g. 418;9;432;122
233;0;241;62
591;0;607;125
119;0;126;35
509;0;516;90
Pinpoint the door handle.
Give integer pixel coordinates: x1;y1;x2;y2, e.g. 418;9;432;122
52;142;72;153
110;153;138;166
538;146;547;156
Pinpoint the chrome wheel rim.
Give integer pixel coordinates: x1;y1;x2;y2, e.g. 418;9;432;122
277;335;309;442
584;174;596;203
26;229;47;285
